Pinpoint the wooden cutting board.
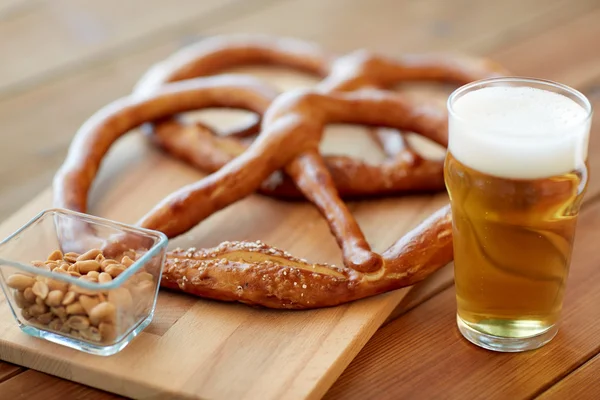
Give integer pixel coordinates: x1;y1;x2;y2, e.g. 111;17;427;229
0;69;453;400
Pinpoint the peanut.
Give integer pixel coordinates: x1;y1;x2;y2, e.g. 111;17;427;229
50;306;68;321
80;326;102;342
77;249;101;262
23;287;36;303
6;274;35;291
101;259;118;271
47;250;63;261
68;271;82;278
76;260;101;274
108;288;133;310
105;264;126;278
14;290;30;308
61;291;77;306
99;322;117;342
66;302;86;315
32;281;49;300
37;264;52;272
31;260;45;267
48;318;63;331
63;252;79;264
37;312;54;325
95;253;105;264
29;303;48;317
66;315;90;330
45;290;64;307
121;256;134;267
79;295;100;315
35;296;45;306
52;268;70;276
70;283;95;296
46;278;69;292
67;263;79;273
89;302;116;325
98;272;112;284
87;271;100;280
21;308;33;320
137;272;154;282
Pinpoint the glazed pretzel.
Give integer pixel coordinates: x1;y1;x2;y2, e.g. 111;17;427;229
134;34;507;197
54;75;453;309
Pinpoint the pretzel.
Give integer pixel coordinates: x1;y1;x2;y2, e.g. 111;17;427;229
53;75;453;309
134;35;507;198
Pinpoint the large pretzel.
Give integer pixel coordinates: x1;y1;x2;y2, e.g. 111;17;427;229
54;74;453;309
133;35;507;198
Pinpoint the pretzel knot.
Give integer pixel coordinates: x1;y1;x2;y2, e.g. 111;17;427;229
53;35;508;309
134;34;508;198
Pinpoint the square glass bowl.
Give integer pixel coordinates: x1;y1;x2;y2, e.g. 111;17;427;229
0;208;168;356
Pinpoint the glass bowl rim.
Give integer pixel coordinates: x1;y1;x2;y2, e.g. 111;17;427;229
0;208;168;290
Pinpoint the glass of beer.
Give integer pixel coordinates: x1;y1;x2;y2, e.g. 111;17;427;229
444;77;593;352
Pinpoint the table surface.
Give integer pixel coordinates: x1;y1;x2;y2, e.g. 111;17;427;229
1;0;600;398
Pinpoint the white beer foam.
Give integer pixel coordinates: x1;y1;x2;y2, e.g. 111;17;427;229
449;85;591;179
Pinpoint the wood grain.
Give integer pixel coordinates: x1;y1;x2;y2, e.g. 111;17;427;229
0;370;123;400
0;0;266;95
0;362;23;383
538;354;600;399
1;0;596;226
326;196;600;399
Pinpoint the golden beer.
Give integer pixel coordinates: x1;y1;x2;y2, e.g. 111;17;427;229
446;78;592;352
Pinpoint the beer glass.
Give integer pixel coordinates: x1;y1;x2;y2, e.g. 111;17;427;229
445;77;593;352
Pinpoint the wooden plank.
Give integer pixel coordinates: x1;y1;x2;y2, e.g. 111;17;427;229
538;354;600;399
0;362;23;383
0;370;123;400
0;0;267;95
325;82;600;400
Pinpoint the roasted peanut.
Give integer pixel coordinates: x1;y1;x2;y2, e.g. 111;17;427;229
66;302;86;315
29;303;48;317
14;290;30;308
7;274;35;291
52;268;70;276
68;271;82;278
99;322;117;342
108;288;133;310
87;271;100;280
37;312;54;325
50;306;68;321
80;326;102;342
23;287;36;303
66;315;90;330
63;252;79;263
137;272;154;282
121;256;134;267
48;318;63;331
61;291;77;306
100;259;118;270
47;250;63;261
95;253;105;264
31;260;45;267
77;249;101;262
32;281;49;300
76;260;101;274
45;290;64;307
89;302;116;325
37;264;52;272
70;283;95;296
98;272;112;284
105;264;126;278
21;308;33;320
46;278;69;292
79;295;100;315
67;263;79;273
35;296;45;306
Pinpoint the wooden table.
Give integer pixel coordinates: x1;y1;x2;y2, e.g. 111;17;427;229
1;0;599;398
